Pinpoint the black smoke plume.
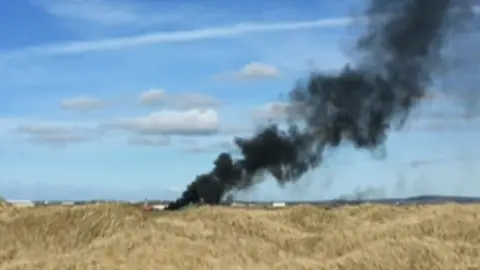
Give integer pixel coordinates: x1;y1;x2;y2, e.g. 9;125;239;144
165;0;475;210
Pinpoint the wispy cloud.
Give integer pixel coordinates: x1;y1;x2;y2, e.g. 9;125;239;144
107;108;220;136
216;62;281;81
250;101;291;122
3;16;358;57
34;0;142;26
127;135;171;147
138;89;220;109
16;122;101;147
60;96;105;111
138;89;167;105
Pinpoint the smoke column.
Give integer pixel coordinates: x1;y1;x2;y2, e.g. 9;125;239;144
165;0;475;210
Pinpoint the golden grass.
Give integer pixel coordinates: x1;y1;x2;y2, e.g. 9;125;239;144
1;203;480;270
0;197;8;208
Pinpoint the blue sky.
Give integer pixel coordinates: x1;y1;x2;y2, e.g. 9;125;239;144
1;0;480;201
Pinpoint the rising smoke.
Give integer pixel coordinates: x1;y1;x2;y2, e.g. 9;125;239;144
165;0;476;210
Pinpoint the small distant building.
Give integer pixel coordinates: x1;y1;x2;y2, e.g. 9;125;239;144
61;201;75;205
152;204;167;210
7;200;35;207
231;202;246;207
272;202;286;208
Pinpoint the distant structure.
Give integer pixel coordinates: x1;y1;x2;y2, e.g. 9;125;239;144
152;204;167;210
231;202;246;207
7;200;35;207
61;201;75;205
272;202;286;208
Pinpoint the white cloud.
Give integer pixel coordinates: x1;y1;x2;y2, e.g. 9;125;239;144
138;89;167;105
127;135;171;146
220;125;253;135
238;62;280;78
250;101;292;122
3;16;358;57
404;116;480;132
181;138;235;153
215;62;281;81
138;89;220;109
173;92;220;109
60;96;104;110
183;142;210;153
474;5;480;13
110;108;220;136
16;122;100;146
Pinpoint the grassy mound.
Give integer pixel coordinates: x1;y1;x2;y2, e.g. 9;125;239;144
0;196;9;207
1;203;479;269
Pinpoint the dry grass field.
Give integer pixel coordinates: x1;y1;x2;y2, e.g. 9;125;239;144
1;203;480;270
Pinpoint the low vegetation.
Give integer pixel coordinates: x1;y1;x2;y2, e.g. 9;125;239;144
0;203;479;269
0;197;9;207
